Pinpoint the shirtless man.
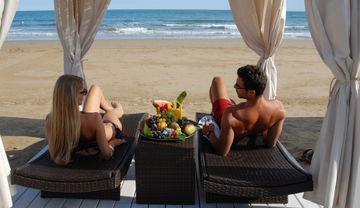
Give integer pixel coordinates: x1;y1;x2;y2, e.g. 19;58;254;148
202;65;285;156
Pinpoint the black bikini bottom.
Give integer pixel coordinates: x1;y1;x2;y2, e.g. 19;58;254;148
103;120;123;139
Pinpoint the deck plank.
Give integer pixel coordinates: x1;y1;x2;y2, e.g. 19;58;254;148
294;193;322;208
217;203;235;208
250;204;269;208
13;188;39;208
45;198;66;208
233;203;251;208
148;205;165;208
284;195;302;208
11;185;28;203
79;199;99;208
27;193;50;208
62;199;83;208
114;161;136;208
97;200;116;208
166;205;183;208
267;202;286;207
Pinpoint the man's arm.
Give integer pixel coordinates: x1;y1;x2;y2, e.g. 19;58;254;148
264;110;285;147
208;109;235;156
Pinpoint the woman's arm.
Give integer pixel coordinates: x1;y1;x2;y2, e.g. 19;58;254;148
94;114;114;159
94;114;126;159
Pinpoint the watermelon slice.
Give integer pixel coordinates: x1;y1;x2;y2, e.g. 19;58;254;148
152;100;169;108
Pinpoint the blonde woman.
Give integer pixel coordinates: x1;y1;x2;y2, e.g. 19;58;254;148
45;75;126;165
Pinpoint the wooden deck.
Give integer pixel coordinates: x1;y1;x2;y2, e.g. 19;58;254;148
11;158;322;208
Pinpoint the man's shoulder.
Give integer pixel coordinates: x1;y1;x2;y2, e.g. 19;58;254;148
266;98;283;107
222;104;247;124
267;99;285;119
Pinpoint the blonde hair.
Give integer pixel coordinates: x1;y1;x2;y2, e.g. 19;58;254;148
46;75;83;165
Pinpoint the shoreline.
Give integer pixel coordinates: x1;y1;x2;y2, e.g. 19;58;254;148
0;38;330;169
5;37;313;42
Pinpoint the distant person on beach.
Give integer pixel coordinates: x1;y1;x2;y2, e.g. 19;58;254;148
202;65;286;156
45;75;126;165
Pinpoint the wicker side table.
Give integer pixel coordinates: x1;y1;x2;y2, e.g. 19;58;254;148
135;135;195;204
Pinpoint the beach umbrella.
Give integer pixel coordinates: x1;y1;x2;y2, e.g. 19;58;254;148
0;1;19;207
228;0;286;100
303;0;360;207
55;0;110;82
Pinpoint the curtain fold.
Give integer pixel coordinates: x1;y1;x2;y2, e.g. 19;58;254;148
0;0;18;48
303;0;360;207
228;0;286;99
55;0;110;81
0;136;14;208
0;1;19;207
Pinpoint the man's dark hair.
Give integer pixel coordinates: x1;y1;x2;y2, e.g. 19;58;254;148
237;65;267;96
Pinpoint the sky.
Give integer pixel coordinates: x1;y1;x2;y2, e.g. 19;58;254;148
17;0;305;12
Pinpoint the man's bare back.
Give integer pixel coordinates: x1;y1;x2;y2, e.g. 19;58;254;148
223;98;285;147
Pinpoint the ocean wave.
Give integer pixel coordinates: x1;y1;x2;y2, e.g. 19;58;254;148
104;26;118;32
162;23;186;27
285;25;308;29
8;31;57;37
7;27;311;40
100;28;239;36
104;26;150;34
283;32;311;38
176;19;230;24
198;24;237;30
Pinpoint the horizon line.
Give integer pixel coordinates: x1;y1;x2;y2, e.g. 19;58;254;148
16;8;306;12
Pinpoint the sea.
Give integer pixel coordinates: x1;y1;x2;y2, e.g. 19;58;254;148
8;10;310;40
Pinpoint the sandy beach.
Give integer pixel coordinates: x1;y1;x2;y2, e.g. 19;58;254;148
0;39;332;169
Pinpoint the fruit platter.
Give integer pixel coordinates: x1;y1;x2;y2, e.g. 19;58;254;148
141;91;197;141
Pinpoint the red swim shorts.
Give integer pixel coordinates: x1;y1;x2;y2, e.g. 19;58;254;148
212;98;235;124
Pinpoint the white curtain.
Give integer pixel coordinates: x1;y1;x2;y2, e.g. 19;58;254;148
0;0;18;48
0;1;19;207
303;0;360;208
0;136;15;208
55;0;110;80
228;0;286;100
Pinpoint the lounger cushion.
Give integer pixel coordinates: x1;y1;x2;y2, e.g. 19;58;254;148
13;141;131;182
202;139;310;187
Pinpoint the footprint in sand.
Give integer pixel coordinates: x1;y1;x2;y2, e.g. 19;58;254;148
8;48;24;53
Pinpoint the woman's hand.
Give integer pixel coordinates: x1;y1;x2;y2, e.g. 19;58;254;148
109;138;127;148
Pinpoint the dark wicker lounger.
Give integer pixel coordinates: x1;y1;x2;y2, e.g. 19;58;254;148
11;113;146;200
196;113;313;203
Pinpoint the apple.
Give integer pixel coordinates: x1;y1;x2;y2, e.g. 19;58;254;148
184;124;196;136
169;122;180;130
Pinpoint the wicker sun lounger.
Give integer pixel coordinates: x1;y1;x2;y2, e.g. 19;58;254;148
11;113;147;200
196;113;313;203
